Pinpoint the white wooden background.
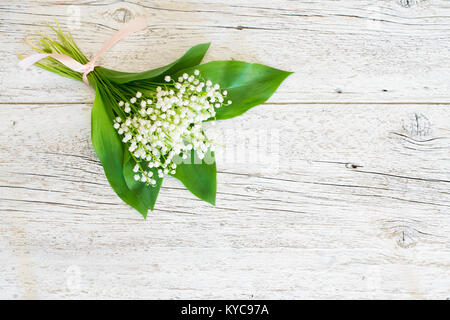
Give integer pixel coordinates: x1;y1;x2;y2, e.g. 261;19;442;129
1;0;450;299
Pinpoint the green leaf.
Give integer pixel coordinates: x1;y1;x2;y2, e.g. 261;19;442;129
177;61;292;120
91;87;156;218
171;149;217;205
98;43;211;84
122;151;163;212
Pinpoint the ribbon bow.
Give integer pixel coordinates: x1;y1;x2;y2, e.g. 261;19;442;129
19;18;148;85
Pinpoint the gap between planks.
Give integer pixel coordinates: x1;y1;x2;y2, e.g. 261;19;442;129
1;102;450;105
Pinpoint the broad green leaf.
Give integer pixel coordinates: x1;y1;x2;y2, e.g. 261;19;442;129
122;151;162;212
91;87;153;217
98;43;210;84
177;61;292;120
171;149;217;205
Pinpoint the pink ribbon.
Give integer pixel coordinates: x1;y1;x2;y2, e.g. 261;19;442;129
19;18;148;85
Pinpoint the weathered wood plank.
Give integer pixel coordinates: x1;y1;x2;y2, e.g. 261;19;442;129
3;0;450;103
1;102;449;298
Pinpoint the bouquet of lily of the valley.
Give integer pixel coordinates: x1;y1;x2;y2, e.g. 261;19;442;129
20;19;291;218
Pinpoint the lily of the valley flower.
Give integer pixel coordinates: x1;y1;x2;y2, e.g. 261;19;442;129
113;70;232;185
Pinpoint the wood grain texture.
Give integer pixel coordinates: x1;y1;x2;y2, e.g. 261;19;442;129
4;0;450;103
1;0;450;299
